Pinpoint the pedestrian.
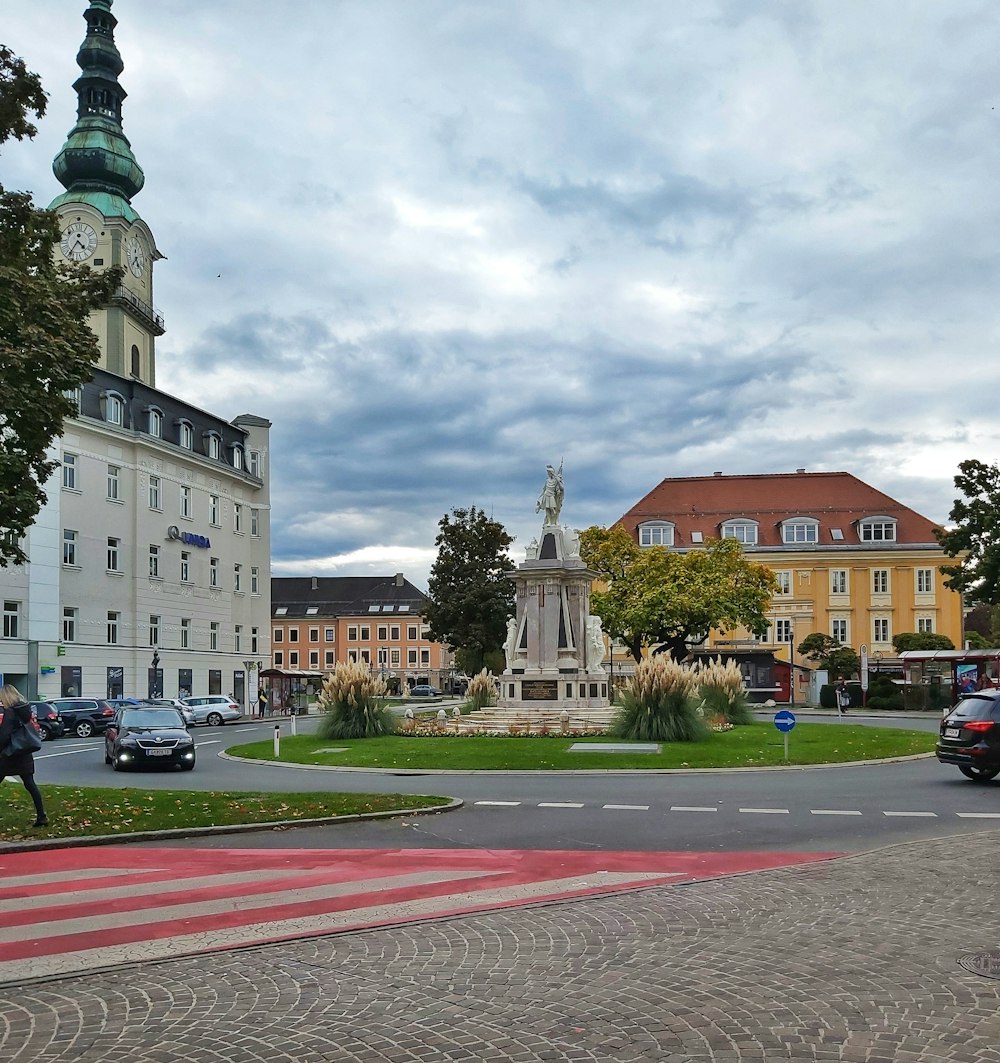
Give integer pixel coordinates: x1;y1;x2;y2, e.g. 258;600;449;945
0;683;48;828
257;688;267;718
836;680;851;716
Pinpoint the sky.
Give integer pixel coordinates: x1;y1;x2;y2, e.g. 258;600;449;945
4;1;999;591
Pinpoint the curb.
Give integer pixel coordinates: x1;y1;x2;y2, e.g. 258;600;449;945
0;797;463;854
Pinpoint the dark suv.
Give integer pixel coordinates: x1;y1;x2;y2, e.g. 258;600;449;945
937;692;1000;782
49;697;116;739
28;701;65;741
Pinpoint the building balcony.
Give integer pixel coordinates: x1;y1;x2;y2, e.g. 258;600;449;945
112;285;165;335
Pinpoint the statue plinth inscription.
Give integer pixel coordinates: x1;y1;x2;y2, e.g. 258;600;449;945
521;679;559;701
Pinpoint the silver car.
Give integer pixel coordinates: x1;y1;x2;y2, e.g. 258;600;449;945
178;695;243;727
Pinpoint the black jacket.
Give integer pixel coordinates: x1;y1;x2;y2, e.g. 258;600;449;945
0;701;37;776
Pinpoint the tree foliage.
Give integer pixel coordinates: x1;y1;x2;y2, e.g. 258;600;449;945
936;459;1000;606
0;45;124;566
424;507;515;673
796;632;859;680
892;631;955;653
580;526;779;663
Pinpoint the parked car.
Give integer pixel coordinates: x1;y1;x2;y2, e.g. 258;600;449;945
179;694;242;727
145;697;195;726
49;697;116;738
408;685;442;698
28;701;64;741
937;692;1000;782
104;706;195;772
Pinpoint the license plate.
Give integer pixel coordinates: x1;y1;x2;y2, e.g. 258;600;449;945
945;728;960;738
146;748;172;756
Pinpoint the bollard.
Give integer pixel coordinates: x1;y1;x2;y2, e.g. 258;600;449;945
273;724;280;757
291;711;297;737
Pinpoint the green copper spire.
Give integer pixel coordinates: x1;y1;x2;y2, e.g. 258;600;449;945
50;0;144;220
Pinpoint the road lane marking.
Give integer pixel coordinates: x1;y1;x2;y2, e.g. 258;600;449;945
882;811;937;817
810;809;863;816
670;806;717;813
739;808;789;814
955;812;1000;819
603;804;649;811
475;801;522;807
196;740;222;746
538;802;585;808
35;747;100;759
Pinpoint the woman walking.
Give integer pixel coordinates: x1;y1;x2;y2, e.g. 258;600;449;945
0;684;48;827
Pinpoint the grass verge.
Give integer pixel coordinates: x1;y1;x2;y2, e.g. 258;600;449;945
228;722;936;772
0;785;450;843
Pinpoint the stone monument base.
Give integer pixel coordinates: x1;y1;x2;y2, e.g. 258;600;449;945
499;671;610;710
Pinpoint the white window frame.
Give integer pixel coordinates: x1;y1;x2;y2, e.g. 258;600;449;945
831;618;848;643
180;618;191;649
234;503;243;534
859;519;897;542
104;392;125;426
917;617;934;634
107;536;121;573
251;509;260;537
2;600;20;640
830;569;848;595
721;521;758;545
63;606;78;643
916;569;933;594
289;650;299;668
872;569;889;594
209;494;220;526
781;520;818;544
148;474;161;510
234;563;242;593
62;453;77;490
210;622;219;651
178;420;194;449
149;614;160;647
325;650;335;668
251;566;259;594
107;464;120;501
180;484;192;519
638;522;674;547
210;558;219;588
325;627;335;642
148;544;160;579
873;618;890;643
148;407;162;437
775;571;792;596
107;611;120;645
234;625;242;652
63;529;78;566
774;618;792;643
180;551;191;583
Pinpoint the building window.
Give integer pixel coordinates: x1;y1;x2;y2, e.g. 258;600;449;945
234;625;242;652
248;450;260;477
273;628;283;643
107;611;120;645
289;651;299;668
65;386;82;412
830;570;847;595
105;393;124;426
107;537;121;572
359;649;370;664
348;626;358;641
359;625;370;641
775;571;792;595
917;616;934;633
206;433;221;459
180;618;191;649
325;627;335;642
234;563;242;592
251;508;260;537
62;453;77;490
180;484;192;519
721;522;758;545
131;344;141;377
62;607;77;643
2;601;19;639
230;445;244;470
916;569;933;594
178;420;194;449
390;625;400;640
148;544;160;579
148;475;161;510
781;520;818;544
309;628;319;643
180;551;190;582
251;627;259;653
390;648;400;666
859;519;896;542
149;614;160;646
408;649;418;666
407;625;418;640
325;650;335;668
209;494;219;525
774;618;792;643
233;503;243;533
148;407;162;437
210;558;219;588
107;464;120;501
377;625;388;641
638;523;674;547
210;622;219;651
874;618;890;643
288;627;298;643
831;619;848;643
274;651;284;667
251;566;259;595
420;649;430;665
872;569;889;594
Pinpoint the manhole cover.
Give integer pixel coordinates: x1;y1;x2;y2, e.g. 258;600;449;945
958;950;1000;980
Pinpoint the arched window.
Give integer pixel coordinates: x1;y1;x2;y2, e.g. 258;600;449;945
147;407;162;437
720;520;759;545
131;344;141;377
229;444;244;470
176;420;194;449
780;517;819;544
204;432;222;459
101;390;125;426
638;521;674;547
858;517;897;542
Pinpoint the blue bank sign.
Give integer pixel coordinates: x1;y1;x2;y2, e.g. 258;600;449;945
167;524;211;549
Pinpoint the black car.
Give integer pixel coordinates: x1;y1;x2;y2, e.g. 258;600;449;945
28;701;65;741
49;697;116;739
104;706;196;772
937;692;1000;782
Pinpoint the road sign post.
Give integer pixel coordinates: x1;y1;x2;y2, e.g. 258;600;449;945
773;709;796;762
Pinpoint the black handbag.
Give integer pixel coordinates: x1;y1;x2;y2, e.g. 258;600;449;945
3;717;42;756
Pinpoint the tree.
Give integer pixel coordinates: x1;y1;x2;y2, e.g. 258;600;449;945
580;526;779;662
424;507;515;673
0;45;123;566
892;632;955;653
797;632;859;679
936;459;1000;605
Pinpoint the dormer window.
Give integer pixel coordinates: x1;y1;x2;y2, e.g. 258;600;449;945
229;443;245;470
858;517;897;542
101;390;126;426
638;521;674;547
147;407;162;438
781;518;819;544
203;431;222;460
176;419;194;449
721;520;758;545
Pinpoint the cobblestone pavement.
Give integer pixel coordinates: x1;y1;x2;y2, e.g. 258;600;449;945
3;830;998;1062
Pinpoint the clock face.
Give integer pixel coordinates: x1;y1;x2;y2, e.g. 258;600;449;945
60;221;98;262
126;236;145;277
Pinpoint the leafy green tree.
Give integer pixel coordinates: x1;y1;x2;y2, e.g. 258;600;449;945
424;507;515;673
0;45;124;566
580;526;779;663
796;632;859;679
892;632;955;653
936;459;1000;605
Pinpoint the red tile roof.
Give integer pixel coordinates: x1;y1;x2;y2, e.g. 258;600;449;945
616;471;941;548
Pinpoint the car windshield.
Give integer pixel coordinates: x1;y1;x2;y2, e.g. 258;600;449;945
121;708;184;728
947;696;997;722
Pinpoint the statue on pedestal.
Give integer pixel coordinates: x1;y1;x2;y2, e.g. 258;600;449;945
535;460;564;527
586;615;606;674
504;617;519;670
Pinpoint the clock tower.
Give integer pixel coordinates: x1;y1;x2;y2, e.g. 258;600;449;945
49;0;164;386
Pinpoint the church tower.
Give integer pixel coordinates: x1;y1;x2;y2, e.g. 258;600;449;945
49;0;164;386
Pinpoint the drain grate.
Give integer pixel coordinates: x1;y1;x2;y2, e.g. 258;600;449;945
958;950;1000;980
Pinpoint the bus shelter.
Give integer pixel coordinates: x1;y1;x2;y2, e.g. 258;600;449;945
898;649;1000;708
258;667;324;714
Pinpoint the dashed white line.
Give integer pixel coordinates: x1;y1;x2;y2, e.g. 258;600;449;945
475;801;522;807
955;812;1000;819
538;802;585;809
602;804;649;811
882;811;937;818
670;806;717;813
810;809;863;816
739;807;789;815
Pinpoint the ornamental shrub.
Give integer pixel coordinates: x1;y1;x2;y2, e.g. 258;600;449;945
613;656;709;742
693;656;754;725
317;662;395;739
464;669;498;712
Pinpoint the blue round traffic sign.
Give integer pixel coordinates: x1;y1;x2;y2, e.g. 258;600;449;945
773;710;797;733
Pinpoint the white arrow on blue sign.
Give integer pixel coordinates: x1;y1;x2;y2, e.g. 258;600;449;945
773;710;797;733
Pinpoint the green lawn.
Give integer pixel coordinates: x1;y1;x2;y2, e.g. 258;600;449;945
0;786;451;843
228;722;935;771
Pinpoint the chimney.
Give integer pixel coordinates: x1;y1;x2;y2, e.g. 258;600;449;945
795;468;806;474
395;572;404;587
311;576;319;591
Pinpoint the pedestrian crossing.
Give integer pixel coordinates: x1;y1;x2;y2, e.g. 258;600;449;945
0;846;837;986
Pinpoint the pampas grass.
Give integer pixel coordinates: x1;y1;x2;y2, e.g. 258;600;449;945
693;657;754;726
613;655;709;742
465;669;498;711
317;662;395;739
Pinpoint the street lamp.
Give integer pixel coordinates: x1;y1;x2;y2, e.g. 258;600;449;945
149;648;162;698
788;621;796;707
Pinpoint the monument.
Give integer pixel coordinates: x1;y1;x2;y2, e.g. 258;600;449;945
499;462;610;711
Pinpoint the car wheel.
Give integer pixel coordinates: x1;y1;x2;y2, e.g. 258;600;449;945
104;749;112;765
38;727;50;742
75;720;94;739
111;756;124;772
959;764;1000;782
206;712;223;727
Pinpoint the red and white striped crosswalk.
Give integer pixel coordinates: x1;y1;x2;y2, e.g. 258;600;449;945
0;847;839;984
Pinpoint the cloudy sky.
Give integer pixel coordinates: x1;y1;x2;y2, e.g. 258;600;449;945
5;1;999;590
